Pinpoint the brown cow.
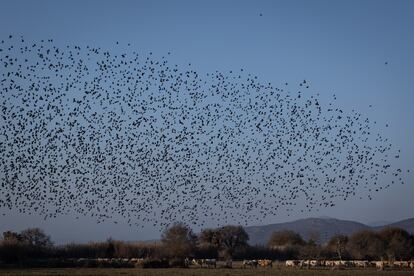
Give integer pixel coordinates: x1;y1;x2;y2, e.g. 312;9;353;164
258;259;273;267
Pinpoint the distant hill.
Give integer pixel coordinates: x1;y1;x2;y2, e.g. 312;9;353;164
245;217;414;245
375;218;414;233
367;220;394;227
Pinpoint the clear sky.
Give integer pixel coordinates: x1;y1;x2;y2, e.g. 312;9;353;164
0;0;413;244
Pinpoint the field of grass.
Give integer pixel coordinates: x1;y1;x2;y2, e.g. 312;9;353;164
1;268;414;276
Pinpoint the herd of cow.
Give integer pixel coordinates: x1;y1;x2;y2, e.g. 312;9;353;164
189;258;414;270
40;258;414;270
189;258;273;268
285;259;414;270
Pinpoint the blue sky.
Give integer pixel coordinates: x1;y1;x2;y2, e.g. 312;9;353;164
0;0;413;243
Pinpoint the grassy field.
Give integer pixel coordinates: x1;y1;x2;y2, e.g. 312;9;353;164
1;268;413;276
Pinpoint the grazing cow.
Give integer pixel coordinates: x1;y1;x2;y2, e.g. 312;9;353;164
203;259;216;268
192;259;216;268
242;260;258;268
352;260;369;268
333;260;349;267
309;260;320;267
130;258;145;267
285;260;298;267
184;258;190;268
300;259;319;268
258;259;273;267
374;261;385;270
394;261;409;268
324;260;335;267
192;259;202;267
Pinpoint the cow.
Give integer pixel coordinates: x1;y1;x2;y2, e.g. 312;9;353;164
300;259;320;268
184;258;190;268
410;261;414;269
309;260;320;267
242;260;258;268
192;259;217;268
374;261;385;270
352;260;369;268
204;259;217;268
192;259;202;267
394;261;409;268
130;258;145;267
285;260;298;267
258;259;273;267
333;260;349;267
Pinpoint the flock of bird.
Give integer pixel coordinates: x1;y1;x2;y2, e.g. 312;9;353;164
0;36;407;228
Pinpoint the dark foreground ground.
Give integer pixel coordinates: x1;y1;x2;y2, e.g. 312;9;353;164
1;268;414;276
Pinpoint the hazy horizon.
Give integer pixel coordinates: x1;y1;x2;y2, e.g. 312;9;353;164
2;213;413;245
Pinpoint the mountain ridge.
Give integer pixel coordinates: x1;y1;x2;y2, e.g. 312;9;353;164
245;217;414;245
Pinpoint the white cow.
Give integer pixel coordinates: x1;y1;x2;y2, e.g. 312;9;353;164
324;260;335;267
352;260;369;268
310;260;320;267
192;258;216;268
285;260;298;267
374;261;385;270
394;261;409;268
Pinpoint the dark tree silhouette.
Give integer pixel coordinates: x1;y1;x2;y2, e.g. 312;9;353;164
161;222;196;259
347;230;385;260
379;227;414;261
267;230;306;248
217;225;249;259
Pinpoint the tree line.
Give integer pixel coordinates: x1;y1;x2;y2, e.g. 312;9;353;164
1;222;413;267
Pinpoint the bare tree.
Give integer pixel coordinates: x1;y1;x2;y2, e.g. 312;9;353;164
105;237;116;258
20;228;53;248
217;225;249;259
2;231;23;243
161;222;196;259
327;234;348;260
0;231;26;263
379;227;413;261
198;228;220;249
347;230;385;260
